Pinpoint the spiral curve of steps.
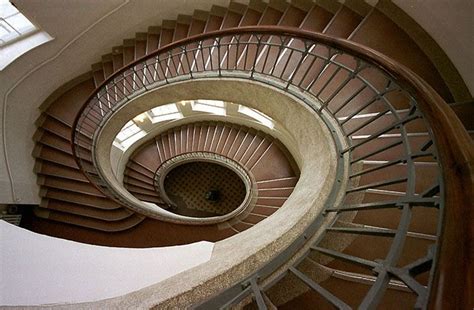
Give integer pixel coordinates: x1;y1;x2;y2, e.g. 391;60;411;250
123;121;298;233
28;0;472;308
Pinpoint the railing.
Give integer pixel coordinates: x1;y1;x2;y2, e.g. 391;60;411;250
71;26;472;308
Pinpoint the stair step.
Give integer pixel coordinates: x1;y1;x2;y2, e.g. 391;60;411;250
356;162;438;195
279;5;307;27
130;142;162;172
35;160;88;182
187;17;206;37
236;133;260;164
123;175;156;191
230;221;253;232
91;62;105;87
238;6;263;26
256;197;286;207
112;46;124;72
244;137;272;170
241;213;267;225
226;128;247;159
158;22;174;48
204;11;224;32
40;199;133;221
39;115;72;141
351;134;431;162
146;26;160;54
251;143;296;181
135;33;147;59
38;175;105;197
129;191;163;204
350;9;452;101
300;4;334;31
36;130;73;154
220;8;243;29
126;161;155;178
256;176;299;189
220;126;239;155
101;54;114;78
45;79;96;126
124;168;154;184
125;183;159;197
40;187;122;210
34;207;145;232
258;5;284;25
173;21;190;41
324;5;363;38
123;39;135;65
258;187;294;197
34;145;78;168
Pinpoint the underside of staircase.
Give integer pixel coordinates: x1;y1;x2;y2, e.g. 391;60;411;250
24;0;472;308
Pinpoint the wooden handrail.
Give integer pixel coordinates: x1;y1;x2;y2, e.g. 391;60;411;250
71;26;474;307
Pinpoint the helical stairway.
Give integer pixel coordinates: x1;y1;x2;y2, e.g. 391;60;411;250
28;0;472;308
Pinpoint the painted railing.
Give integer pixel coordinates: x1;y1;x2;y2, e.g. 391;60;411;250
71;26;473;308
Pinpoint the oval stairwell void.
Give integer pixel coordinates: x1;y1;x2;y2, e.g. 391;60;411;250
25;1;473;309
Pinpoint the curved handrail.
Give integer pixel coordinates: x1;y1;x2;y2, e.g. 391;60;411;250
71;26;473;308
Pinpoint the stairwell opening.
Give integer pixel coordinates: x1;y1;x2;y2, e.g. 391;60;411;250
162;160;246;218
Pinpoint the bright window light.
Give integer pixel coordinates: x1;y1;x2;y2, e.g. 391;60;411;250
238;105;274;128
0;0;38;46
115;120;147;150
150;103;182;123
191;100;226;116
116;121;141;141
120;131;146;149
133;112;150;123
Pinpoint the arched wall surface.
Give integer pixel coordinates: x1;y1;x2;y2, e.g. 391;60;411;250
0;221;214;306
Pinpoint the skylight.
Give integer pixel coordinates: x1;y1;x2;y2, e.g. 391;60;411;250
150;103;183;123
115;121;146;149
191;100;226;116
238;106;274;128
0;0;37;46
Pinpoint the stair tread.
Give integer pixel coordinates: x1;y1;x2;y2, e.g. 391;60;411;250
41;187;122;210
300;5;334;32
41;199;133;221
35;207;145;232
324;6;363;38
350;9;452;101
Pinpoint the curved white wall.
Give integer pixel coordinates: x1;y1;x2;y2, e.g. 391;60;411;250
0;221;214;306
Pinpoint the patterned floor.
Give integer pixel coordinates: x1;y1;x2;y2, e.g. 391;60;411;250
163;162;246;217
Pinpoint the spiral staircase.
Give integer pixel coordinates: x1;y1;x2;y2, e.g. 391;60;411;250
22;0;472;308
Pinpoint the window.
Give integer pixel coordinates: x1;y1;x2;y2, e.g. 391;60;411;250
0;0;52;70
191;100;226;116
0;0;37;46
238;105;274;128
149;103;182;123
115;121;146;149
